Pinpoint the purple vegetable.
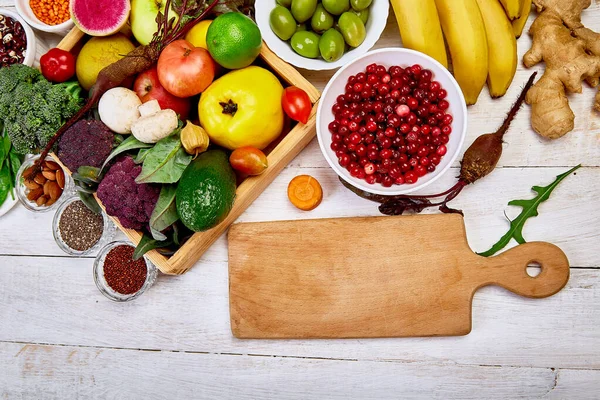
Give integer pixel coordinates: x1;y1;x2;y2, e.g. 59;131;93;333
97;156;160;230
58;120;114;172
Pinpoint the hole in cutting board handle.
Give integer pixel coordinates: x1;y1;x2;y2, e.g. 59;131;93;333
526;261;542;278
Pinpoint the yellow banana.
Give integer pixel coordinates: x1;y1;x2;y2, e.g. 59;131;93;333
476;0;517;97
512;0;532;38
391;0;448;68
435;0;488;105
498;0;521;20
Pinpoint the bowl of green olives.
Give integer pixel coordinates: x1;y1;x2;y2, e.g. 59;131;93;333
256;0;389;70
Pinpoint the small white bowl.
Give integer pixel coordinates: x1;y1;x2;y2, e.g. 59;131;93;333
0;8;36;67
317;48;468;196
14;0;73;35
256;0;389;71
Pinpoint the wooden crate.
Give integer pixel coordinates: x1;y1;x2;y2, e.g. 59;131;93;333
56;27;320;275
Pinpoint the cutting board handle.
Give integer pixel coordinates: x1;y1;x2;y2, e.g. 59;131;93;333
476;242;569;298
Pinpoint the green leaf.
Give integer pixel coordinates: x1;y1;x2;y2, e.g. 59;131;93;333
0;135;9;170
0;164;11;207
135;148;151;164
149;184;179;241
78;191;102;214
7;151;22;200
135;132;192;184
100;135;153;173
478;165;581;257
133;233;173;260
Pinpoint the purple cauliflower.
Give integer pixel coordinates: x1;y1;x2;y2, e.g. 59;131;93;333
97;157;160;230
58;120;114;172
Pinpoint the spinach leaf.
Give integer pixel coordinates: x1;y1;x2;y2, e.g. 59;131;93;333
0;135;9;169
135;148;151;164
101;135;153;173
0;164;11;207
7;151;21;200
133;232;173;260
149;184;179;241
135;132;192;184
78;191;102;215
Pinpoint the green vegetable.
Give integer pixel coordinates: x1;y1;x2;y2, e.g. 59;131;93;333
149;184;179;241
0;164;10;206
0;128;22;207
78;191;102;215
136;131;192;184
135;148;152;164
0;64;84;155
101;135;152;173
478;165;581;257
133;233;172;261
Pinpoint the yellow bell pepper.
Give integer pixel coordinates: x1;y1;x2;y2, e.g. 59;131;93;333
198;66;284;150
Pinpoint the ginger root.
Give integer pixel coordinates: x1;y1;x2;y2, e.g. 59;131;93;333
524;0;600;139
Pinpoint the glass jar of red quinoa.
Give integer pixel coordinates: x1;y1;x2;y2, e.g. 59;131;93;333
93;241;157;302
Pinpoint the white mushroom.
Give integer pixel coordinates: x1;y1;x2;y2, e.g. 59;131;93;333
98;87;142;134
131;100;179;144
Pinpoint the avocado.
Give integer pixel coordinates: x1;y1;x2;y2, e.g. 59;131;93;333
176;150;237;232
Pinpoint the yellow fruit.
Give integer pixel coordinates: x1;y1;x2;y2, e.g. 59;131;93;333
498;0;520;20
512;0;532;38
475;0;517;98
435;0;488;105
185;20;212;49
199;66;284;150
76;34;135;91
391;0;448;68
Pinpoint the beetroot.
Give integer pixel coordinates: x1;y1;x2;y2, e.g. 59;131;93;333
70;0;130;37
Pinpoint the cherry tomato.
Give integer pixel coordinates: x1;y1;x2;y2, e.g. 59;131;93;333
40;48;75;83
229;147;268;176
157;39;215;98
281;86;312;124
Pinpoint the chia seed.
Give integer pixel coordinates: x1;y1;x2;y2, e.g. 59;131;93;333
58;200;104;251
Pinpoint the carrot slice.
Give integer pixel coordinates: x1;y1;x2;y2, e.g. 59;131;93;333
287;175;323;211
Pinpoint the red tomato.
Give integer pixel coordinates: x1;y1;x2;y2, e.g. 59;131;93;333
281;86;312;124
40;48;75;83
157;39;215;98
229;147;268;176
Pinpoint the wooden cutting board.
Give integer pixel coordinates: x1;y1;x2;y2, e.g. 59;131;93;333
228;214;570;339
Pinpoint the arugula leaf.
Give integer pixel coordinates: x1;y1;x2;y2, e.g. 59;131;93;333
100;135;153;173
133;232;173;260
135;132;192;184
149;184;179;241
478;165;580;257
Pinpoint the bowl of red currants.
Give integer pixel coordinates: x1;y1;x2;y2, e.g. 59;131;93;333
317;48;467;195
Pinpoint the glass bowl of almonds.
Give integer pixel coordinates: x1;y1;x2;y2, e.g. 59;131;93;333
16;154;72;212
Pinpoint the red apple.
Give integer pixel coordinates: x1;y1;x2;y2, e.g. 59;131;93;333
134;67;192;120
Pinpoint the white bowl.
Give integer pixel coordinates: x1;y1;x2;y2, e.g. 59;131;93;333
0;8;36;67
317;48;468;196
256;0;389;71
14;0;73;35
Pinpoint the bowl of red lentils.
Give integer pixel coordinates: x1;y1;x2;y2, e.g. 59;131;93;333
0;8;36;68
15;0;73;34
93;241;158;302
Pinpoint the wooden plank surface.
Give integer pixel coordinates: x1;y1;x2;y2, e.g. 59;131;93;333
0;0;599;397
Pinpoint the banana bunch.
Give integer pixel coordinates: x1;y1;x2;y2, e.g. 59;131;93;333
390;0;532;105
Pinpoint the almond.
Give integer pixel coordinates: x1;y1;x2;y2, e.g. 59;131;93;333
23;165;36;177
46;181;62;201
23;179;40;190
33;173;47;185
27;187;43;201
43;160;60;170
36;195;48;207
42;170;56;181
56;169;65;189
45;198;56;207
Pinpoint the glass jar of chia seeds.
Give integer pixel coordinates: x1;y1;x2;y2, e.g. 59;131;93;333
52;195;115;256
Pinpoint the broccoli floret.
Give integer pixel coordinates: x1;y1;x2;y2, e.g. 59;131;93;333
0;64;84;154
97;157;160;230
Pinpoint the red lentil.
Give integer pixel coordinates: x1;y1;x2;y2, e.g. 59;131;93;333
103;245;147;295
29;0;70;26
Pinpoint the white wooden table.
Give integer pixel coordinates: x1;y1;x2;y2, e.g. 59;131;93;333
1;2;599;398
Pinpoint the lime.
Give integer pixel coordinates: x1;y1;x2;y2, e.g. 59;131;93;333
207;13;262;70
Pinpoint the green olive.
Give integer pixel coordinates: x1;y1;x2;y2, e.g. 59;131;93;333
311;4;334;33
350;0;372;11
319;28;345;62
291;0;317;23
276;0;293;7
270;6;298;41
291;31;321;58
338;11;366;47
351;8;369;24
296;22;308;32
322;0;350;16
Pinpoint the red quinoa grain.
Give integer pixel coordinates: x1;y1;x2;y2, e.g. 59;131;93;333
103;245;147;295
